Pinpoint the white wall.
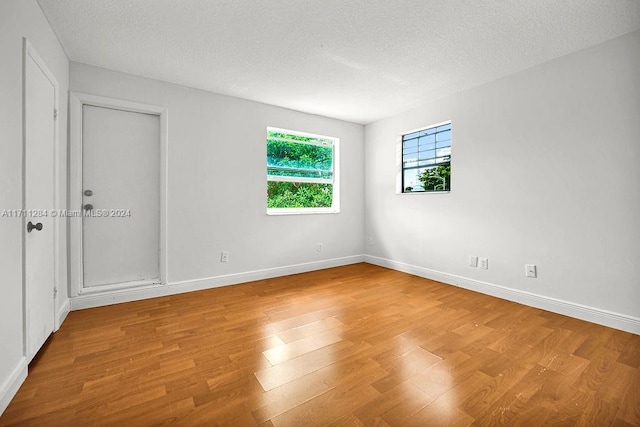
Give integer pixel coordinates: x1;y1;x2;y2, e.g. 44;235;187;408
364;30;640;333
69;63;364;296
0;0;69;414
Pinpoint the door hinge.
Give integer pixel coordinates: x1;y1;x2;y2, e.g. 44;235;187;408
54;108;58;120
53;287;58;299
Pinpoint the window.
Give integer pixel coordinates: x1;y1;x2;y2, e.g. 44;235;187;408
401;121;451;193
266;127;339;214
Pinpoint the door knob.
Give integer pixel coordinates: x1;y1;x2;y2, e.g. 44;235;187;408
84;204;93;211
27;221;43;232
84;189;93;196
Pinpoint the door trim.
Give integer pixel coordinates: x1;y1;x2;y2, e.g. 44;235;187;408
69;92;168;297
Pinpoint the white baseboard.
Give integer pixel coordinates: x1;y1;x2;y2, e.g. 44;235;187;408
364;255;640;335
55;298;70;331
70;255;365;310
0;357;27;416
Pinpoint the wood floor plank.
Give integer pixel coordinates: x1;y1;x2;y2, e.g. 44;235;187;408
275;316;345;344
370;347;442;394
247;372;330;424
262;331;343;366
270;383;380;426
355;380;434;426
1;263;638;426
617;368;640;425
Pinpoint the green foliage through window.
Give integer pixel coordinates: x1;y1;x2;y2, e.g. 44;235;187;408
417;158;450;192
267;128;337;211
267;182;333;208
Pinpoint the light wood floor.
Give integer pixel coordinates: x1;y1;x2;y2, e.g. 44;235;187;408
1;263;639;426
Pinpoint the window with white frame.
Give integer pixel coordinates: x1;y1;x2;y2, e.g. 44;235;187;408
266;127;339;214
401;121;451;193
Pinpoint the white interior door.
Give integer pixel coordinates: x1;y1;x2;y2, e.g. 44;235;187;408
82;105;160;288
24;43;56;362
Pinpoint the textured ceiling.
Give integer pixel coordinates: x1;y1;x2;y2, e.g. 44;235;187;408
37;0;640;124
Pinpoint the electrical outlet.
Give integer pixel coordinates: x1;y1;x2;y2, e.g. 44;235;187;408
220;251;229;262
317;243;323;252
368;237;374;246
479;257;488;269
525;264;537;278
469;256;478;267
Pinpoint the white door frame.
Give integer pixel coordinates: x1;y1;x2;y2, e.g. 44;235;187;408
22;38;60;343
69;92;168;297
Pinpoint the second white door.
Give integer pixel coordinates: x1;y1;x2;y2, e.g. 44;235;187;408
82;105;160;288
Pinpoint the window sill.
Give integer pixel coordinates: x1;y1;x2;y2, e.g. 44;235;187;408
266;208;340;216
397;191;451;195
